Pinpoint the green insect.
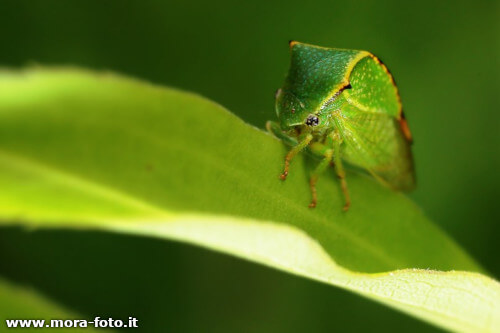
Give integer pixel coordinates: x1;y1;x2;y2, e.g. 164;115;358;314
267;41;415;210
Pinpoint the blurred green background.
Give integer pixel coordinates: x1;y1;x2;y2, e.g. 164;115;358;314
0;0;497;332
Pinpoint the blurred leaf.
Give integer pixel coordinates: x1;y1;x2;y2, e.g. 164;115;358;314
0;278;104;332
0;68;498;332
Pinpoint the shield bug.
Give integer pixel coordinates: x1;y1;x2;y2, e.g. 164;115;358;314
267;41;415;211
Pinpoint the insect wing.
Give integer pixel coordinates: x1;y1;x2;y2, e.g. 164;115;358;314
337;56;415;191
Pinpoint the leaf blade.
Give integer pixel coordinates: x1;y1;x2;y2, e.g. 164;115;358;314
0;278;106;332
0;68;497;332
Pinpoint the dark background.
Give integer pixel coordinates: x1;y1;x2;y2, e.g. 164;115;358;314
0;1;498;332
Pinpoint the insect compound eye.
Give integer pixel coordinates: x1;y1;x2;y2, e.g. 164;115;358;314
305;115;320;127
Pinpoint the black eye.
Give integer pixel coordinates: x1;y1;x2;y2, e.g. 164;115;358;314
306;115;319;126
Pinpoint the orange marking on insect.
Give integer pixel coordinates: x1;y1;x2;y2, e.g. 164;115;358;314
368;53;404;115
399;112;413;143
289;40;299;48
369;54;390;75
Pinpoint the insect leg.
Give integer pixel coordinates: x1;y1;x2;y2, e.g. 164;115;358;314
332;134;351;211
308;148;333;208
280;133;313;180
266;121;314;180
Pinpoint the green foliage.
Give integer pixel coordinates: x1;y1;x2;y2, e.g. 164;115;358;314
0;278;103;332
0;68;498;332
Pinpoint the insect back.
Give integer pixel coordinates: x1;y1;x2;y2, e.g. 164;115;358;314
267;41;415;210
275;42;366;130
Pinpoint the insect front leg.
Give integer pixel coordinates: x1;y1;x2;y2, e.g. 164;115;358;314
267;121;313;179
279;133;313;180
331;132;351;211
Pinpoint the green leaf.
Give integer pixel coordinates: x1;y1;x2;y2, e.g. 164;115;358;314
0;68;498;332
0;278;105;332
